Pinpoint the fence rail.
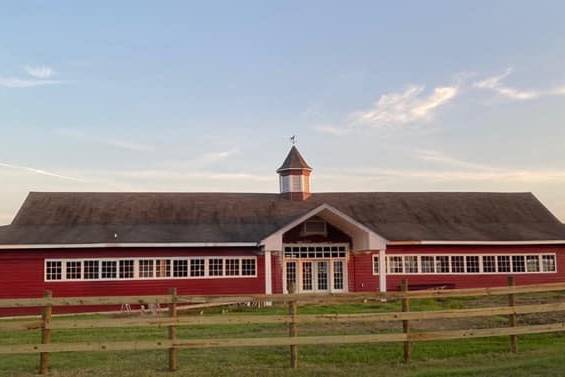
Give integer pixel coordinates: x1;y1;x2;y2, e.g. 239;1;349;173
2;279;565;374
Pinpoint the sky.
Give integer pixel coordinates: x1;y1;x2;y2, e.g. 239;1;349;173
2;1;565;225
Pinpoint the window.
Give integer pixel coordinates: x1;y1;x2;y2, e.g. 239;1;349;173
284;244;347;259
139;260;154;278
209;258;224;276
436;256;450;273
542;255;556;272
190;259;205;277
242;259;256;276
466;256;480;273
526;255;540;272
173;259;188;277
46;261;62;281
483;256;496;273
451;256;465;273
119;260;134;279
512;255;525;273
66;261;82;280
225;259;240;276
303;220;327;235
156;259;171;278
421;256;435;273
84;260;100;279
291;175;302;192
389;256;403;273
497;256;511;272
373;256;379;275
101;261;117;279
381;253;556;275
45;256;259;282
404;256;418;273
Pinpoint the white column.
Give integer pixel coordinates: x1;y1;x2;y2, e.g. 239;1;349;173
264;250;272;294
379;248;387;292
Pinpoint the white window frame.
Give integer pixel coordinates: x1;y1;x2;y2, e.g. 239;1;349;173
371;253;558;276
44;256;257;282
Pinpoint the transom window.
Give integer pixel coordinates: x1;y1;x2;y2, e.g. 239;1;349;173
372;254;556;275
284;244;348;259
45;257;257;281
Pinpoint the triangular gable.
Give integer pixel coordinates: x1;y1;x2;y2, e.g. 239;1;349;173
260;203;387;251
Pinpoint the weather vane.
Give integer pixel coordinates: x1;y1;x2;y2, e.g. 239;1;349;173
290;135;297;145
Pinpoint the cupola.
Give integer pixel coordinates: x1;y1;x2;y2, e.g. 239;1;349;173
277;145;312;200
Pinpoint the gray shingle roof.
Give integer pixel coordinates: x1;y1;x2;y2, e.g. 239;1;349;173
0;191;564;245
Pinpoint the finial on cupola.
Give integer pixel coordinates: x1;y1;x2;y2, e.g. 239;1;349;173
277;137;312;201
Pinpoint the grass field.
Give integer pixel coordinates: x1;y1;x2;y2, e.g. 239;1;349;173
1;295;565;377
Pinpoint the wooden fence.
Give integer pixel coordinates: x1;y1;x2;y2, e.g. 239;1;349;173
2;278;565;374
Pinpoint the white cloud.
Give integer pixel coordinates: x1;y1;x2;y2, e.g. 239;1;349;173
0;77;62;88
0;65;63;88
351;85;458;128
0;162;86;182
25;65;54;79
474;68;539;100
474;68;565;101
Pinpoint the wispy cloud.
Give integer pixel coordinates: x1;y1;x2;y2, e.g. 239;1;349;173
474;68;565;101
0;162;86;182
316;84;458;135
25;65;54;79
415;149;497;171
352;85;458;128
0;65;63;88
55;128;156;152
0;77;62;88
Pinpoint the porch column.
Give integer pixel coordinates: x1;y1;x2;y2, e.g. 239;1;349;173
378;248;387;292
264;250;272;294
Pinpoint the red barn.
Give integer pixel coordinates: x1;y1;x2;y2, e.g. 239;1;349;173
1;146;565;314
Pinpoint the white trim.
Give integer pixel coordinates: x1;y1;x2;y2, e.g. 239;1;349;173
260;203;387;251
264;250;272;295
378;249;387;292
371;253;557;275
388;240;565;246
282;243;349;294
44;256;258;282
1;242;258;250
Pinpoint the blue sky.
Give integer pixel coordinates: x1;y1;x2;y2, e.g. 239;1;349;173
2;1;565;224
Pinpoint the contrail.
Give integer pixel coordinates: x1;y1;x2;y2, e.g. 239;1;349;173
0;162;86;182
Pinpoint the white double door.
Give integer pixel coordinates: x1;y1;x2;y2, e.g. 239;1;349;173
285;259;346;293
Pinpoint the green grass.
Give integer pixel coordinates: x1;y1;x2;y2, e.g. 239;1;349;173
1;298;565;377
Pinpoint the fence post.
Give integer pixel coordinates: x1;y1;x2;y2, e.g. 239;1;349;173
401;279;412;363
168;288;178;372
39;290;53;375
288;282;298;369
508;276;518;353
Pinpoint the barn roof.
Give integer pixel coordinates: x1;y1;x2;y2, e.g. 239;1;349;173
0;191;564;246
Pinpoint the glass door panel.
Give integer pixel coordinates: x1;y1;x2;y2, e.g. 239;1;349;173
302;262;313;291
333;260;344;290
286;261;297;293
316;261;329;291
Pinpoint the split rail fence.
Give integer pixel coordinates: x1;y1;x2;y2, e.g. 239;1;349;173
1;278;565;374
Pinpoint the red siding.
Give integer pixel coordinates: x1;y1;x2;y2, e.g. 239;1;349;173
0;247;264;316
